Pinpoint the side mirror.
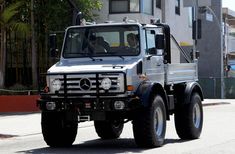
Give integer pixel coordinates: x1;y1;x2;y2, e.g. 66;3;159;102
49;34;58;57
155;34;165;50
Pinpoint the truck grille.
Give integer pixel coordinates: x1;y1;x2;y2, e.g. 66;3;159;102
49;73;125;95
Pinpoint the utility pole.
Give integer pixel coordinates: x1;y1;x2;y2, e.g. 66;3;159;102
196;1;224;98
203;3;224;98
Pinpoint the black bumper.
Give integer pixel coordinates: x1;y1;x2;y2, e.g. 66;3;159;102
37;96;142;121
37;96;142;112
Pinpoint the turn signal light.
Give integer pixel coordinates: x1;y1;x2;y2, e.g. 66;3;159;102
127;85;134;91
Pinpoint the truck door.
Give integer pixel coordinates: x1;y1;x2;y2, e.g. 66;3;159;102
143;28;165;86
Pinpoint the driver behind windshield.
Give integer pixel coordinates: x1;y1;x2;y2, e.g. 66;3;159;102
127;33;139;52
84;35;107;54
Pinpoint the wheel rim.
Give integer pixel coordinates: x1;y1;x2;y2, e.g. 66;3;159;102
154;107;164;136
193;103;201;128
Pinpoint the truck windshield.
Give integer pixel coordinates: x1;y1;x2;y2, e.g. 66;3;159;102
63;25;140;58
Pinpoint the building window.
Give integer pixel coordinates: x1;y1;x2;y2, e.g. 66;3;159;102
130;0;140;12
143;0;153;15
110;0;140;13
175;0;180;15
156;0;161;9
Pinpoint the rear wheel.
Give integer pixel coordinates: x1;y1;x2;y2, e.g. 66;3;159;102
132;95;166;148
174;92;203;139
94;120;124;139
41;111;78;147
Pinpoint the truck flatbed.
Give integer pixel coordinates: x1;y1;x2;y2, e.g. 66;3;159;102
166;63;198;85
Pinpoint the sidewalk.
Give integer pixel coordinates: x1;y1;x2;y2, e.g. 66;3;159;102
0;99;234;138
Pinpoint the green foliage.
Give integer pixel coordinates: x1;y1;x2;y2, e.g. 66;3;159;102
1;0;103;34
0;0;30;34
35;1;72;32
11;22;30;35
0;0;103;89
75;0;102;20
34;0;102;32
1;1;23;23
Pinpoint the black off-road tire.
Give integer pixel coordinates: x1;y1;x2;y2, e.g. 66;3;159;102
132;95;167;148
174;92;203;139
94;120;124;139
41;111;78;147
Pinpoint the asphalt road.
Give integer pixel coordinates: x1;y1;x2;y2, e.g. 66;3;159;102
0;100;235;154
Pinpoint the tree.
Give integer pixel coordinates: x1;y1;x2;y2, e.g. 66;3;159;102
31;0;37;88
0;0;102;89
0;0;6;88
30;0;102;88
75;0;102;21
66;0;102;25
0;0;30;88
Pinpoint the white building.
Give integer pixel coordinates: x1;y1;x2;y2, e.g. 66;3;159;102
94;0;194;48
92;0;193;63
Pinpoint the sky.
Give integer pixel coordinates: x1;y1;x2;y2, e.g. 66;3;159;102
223;0;235;11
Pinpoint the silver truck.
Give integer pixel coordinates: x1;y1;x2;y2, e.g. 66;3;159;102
37;20;203;148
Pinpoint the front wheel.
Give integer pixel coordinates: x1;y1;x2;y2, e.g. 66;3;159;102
41;111;78;147
174;92;203;139
94;120;124;139
132;95;167;148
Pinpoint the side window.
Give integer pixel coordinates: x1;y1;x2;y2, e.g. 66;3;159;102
146;30;156;55
64;32;82;55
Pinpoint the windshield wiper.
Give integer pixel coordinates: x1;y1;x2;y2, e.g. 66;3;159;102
87;55;103;61
88;56;103;61
86;52;103;61
109;52;125;60
118;55;125;60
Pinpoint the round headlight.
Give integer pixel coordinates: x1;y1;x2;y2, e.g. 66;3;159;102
101;78;112;90
51;79;61;92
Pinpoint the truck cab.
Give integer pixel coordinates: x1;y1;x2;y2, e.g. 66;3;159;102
37;20;204;148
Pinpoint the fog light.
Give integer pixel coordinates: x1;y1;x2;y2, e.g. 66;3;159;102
46;102;56;110
114;101;125;110
101;78;112;90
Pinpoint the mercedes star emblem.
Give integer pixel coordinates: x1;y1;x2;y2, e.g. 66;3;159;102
80;78;91;91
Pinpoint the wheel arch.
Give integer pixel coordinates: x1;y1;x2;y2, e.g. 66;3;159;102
185;82;204;103
135;81;170;120
175;82;204;105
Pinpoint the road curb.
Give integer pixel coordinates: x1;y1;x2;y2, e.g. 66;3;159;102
203;102;231;107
